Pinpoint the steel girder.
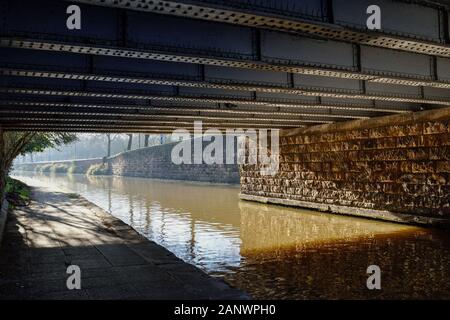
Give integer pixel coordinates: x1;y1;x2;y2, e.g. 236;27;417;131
3;32;450;87
0;86;421;117
0;125;288;133
2;0;450;84
65;0;450;56
1;68;448;109
0;92;417;113
0;101;377;119
0;116;317;128
0;109;342;125
0;105;359;120
3;45;450;92
0;47;437;115
1;0;450;132
1;119;303;127
0;127;179;133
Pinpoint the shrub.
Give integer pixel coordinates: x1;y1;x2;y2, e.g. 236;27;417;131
51;163;69;174
37;163;53;173
67;164;83;175
86;163;109;176
5;177;31;207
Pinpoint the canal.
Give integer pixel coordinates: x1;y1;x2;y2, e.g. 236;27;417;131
12;172;450;299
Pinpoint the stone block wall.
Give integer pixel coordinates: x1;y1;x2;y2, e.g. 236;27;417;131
16;140;240;184
107;140;240;184
15;158;103;173
240;107;450;226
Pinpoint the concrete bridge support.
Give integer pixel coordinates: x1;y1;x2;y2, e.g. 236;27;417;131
240;107;450;227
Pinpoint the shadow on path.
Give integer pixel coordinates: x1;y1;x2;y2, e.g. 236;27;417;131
0;186;248;300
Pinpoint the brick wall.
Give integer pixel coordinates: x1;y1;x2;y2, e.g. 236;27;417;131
108;140;240;184
240;107;450;226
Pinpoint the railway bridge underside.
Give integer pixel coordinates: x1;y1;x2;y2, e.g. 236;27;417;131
1;0;450;225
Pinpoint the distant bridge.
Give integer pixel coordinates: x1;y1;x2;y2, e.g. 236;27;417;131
1;0;450;132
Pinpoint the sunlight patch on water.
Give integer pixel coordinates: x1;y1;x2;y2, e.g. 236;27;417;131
13;172;450;299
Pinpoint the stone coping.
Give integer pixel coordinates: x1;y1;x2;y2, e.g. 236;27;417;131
282;106;450;137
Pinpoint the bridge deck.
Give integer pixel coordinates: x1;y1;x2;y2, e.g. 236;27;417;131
1;0;450;132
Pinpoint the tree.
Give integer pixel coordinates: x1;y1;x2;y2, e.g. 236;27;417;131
127;134;133;151
105;133;122;157
107;134;112;157
0;131;77;200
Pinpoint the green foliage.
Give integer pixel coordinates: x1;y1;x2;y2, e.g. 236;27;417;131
86;163;109;176
1;132;77;202
5;177;31;207
18;132;78;156
67;162;84;174
35;163;72;174
51;163;70;174
36;163;54;174
2;132;77;176
33;162;99;175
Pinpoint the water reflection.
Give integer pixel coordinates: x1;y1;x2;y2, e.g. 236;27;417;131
13;172;450;299
239;201;415;254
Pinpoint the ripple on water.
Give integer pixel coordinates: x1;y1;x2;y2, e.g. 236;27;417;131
13;172;450;299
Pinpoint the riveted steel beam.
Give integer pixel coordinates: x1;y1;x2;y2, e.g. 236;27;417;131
3;0;450;130
3;0;450;85
66;0;450;57
0;101;371;120
0;121;300;129
0;110;338;125
1;126;179;133
0;123;290;133
0;107;360;121
2;46;450;92
0;87;422;120
4;38;450;90
0;110;333;124
0;86;437;117
0;123;295;130
1;68;448;109
0;123;289;130
0;117;318;130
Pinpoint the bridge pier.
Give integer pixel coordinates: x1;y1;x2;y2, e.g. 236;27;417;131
240;107;450;227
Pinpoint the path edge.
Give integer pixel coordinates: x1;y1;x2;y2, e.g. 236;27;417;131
0;199;9;246
64;190;250;300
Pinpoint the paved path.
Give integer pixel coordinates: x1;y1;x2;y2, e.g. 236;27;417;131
0;183;248;300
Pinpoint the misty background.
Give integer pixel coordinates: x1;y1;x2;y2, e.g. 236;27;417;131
15;134;174;163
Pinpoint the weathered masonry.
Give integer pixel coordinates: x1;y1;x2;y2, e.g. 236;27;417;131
108;140;239;183
240;107;450;227
15;139;240;184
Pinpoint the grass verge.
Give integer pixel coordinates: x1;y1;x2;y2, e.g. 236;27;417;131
5;177;31;207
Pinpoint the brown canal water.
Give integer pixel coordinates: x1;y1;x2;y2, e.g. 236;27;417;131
13;172;450;299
